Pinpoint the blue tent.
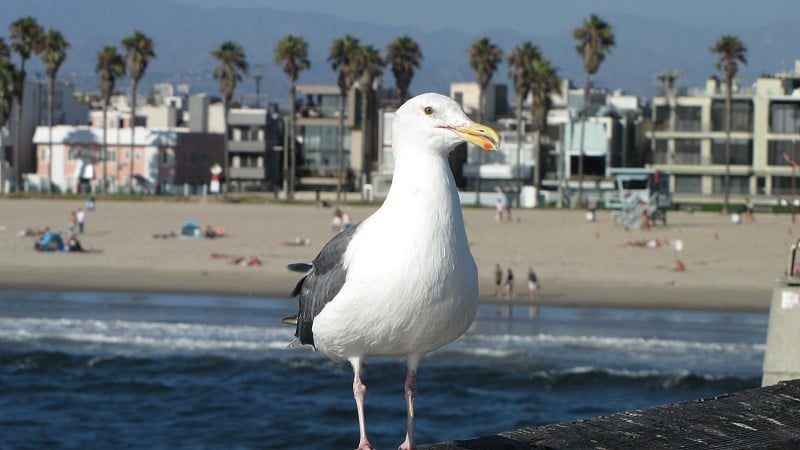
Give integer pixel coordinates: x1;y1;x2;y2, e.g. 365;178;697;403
39;232;65;252
181;220;200;238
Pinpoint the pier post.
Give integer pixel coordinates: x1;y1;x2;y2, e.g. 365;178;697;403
762;239;800;386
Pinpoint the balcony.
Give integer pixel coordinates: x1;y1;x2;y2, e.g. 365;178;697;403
229;166;264;180
228;141;265;153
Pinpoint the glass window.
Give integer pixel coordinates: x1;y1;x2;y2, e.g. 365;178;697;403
675;106;701;131
302;125;350;175
711;139;752;165
674;139;701;164
675;175;702;193
772;176;795;196
712;175;749;194
769;101;800;134
767;140;800;166
711;99;753;132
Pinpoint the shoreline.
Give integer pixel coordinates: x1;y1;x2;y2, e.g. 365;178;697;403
0;264;773;313
0;198;788;313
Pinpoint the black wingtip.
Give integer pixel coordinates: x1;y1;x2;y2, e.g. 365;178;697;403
288;262;313;273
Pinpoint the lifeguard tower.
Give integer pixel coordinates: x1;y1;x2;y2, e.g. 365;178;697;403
605;168;671;230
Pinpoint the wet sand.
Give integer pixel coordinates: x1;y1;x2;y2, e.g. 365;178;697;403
0;197;790;312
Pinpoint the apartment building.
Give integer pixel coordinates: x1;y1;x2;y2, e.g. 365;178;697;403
649;61;800;204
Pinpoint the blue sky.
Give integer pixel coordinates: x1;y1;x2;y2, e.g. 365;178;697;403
180;0;798;35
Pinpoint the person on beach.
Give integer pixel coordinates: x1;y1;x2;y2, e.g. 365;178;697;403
68;211;77;237
506;268;515;317
494;263;503;316
332;208;344;233
528;267;539;318
745;198;756;223
76;208;85;234
527;267;538;301
495;198;504;222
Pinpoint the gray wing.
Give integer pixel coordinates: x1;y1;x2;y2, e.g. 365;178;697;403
286;224;360;347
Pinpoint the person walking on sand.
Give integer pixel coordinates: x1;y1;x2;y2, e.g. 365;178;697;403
495;198;504;222
68;211;77;237
494;264;503;316
527;267;539;318
76;208;85;234
505;268;515;317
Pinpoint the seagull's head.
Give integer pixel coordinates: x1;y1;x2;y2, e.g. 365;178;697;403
393;93;500;156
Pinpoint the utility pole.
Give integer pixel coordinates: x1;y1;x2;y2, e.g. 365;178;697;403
253;64;263;108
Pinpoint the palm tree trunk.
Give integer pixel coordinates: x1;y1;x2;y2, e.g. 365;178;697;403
515;95;522;207
283;81;296;200
723;79;732;214
577;72;589;209
128;80;137;194
336;92;345;203
47;77;54;194
533;129;542;192
361;86;370;185
223;99;230;197
13;63;25;192
474;88;485;206
102;105;107;193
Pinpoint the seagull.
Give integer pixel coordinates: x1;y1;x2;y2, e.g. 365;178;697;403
283;93;499;450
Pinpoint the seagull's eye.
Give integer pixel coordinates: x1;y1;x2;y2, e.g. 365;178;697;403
423;106;434;115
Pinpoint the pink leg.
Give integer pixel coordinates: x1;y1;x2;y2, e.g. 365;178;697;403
350;357;373;450
400;354;421;450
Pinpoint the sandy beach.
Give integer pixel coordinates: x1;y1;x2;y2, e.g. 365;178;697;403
0;197;792;312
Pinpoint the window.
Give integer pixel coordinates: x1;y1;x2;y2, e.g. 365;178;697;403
712;175;749;194
653;105;669;131
675;106;702;131
652;139;668;164
711;99;753;132
68;148;82;160
711;139;752;165
770;101;800;134
302;125;350;175
772;176;795;196
767;140;800;166
107;149;116;163
40;148;49;161
675;175;702;193
674;139;701;165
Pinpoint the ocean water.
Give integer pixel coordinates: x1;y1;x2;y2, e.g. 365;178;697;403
0;290;766;449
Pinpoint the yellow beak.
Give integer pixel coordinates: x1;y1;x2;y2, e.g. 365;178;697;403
455;121;500;151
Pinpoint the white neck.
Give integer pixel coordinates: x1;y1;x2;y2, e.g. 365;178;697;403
382;149;460;218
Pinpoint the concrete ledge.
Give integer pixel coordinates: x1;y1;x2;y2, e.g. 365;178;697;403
421;379;800;449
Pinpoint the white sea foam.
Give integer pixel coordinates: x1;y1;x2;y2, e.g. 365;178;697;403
459;332;764;355
0;317;297;356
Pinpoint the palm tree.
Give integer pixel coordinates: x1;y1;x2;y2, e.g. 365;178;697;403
354;44;385;183
122;30;155;194
573;14;615;207
212;40;248;196
711;35;747;214
40;28;69;194
274;34;309;200
468;36;502;205
9;16;43;192
95;45;126;193
385;35;422;103
507;41;541;205
529;57;560;193
0;39;16;127
328;34;361;202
